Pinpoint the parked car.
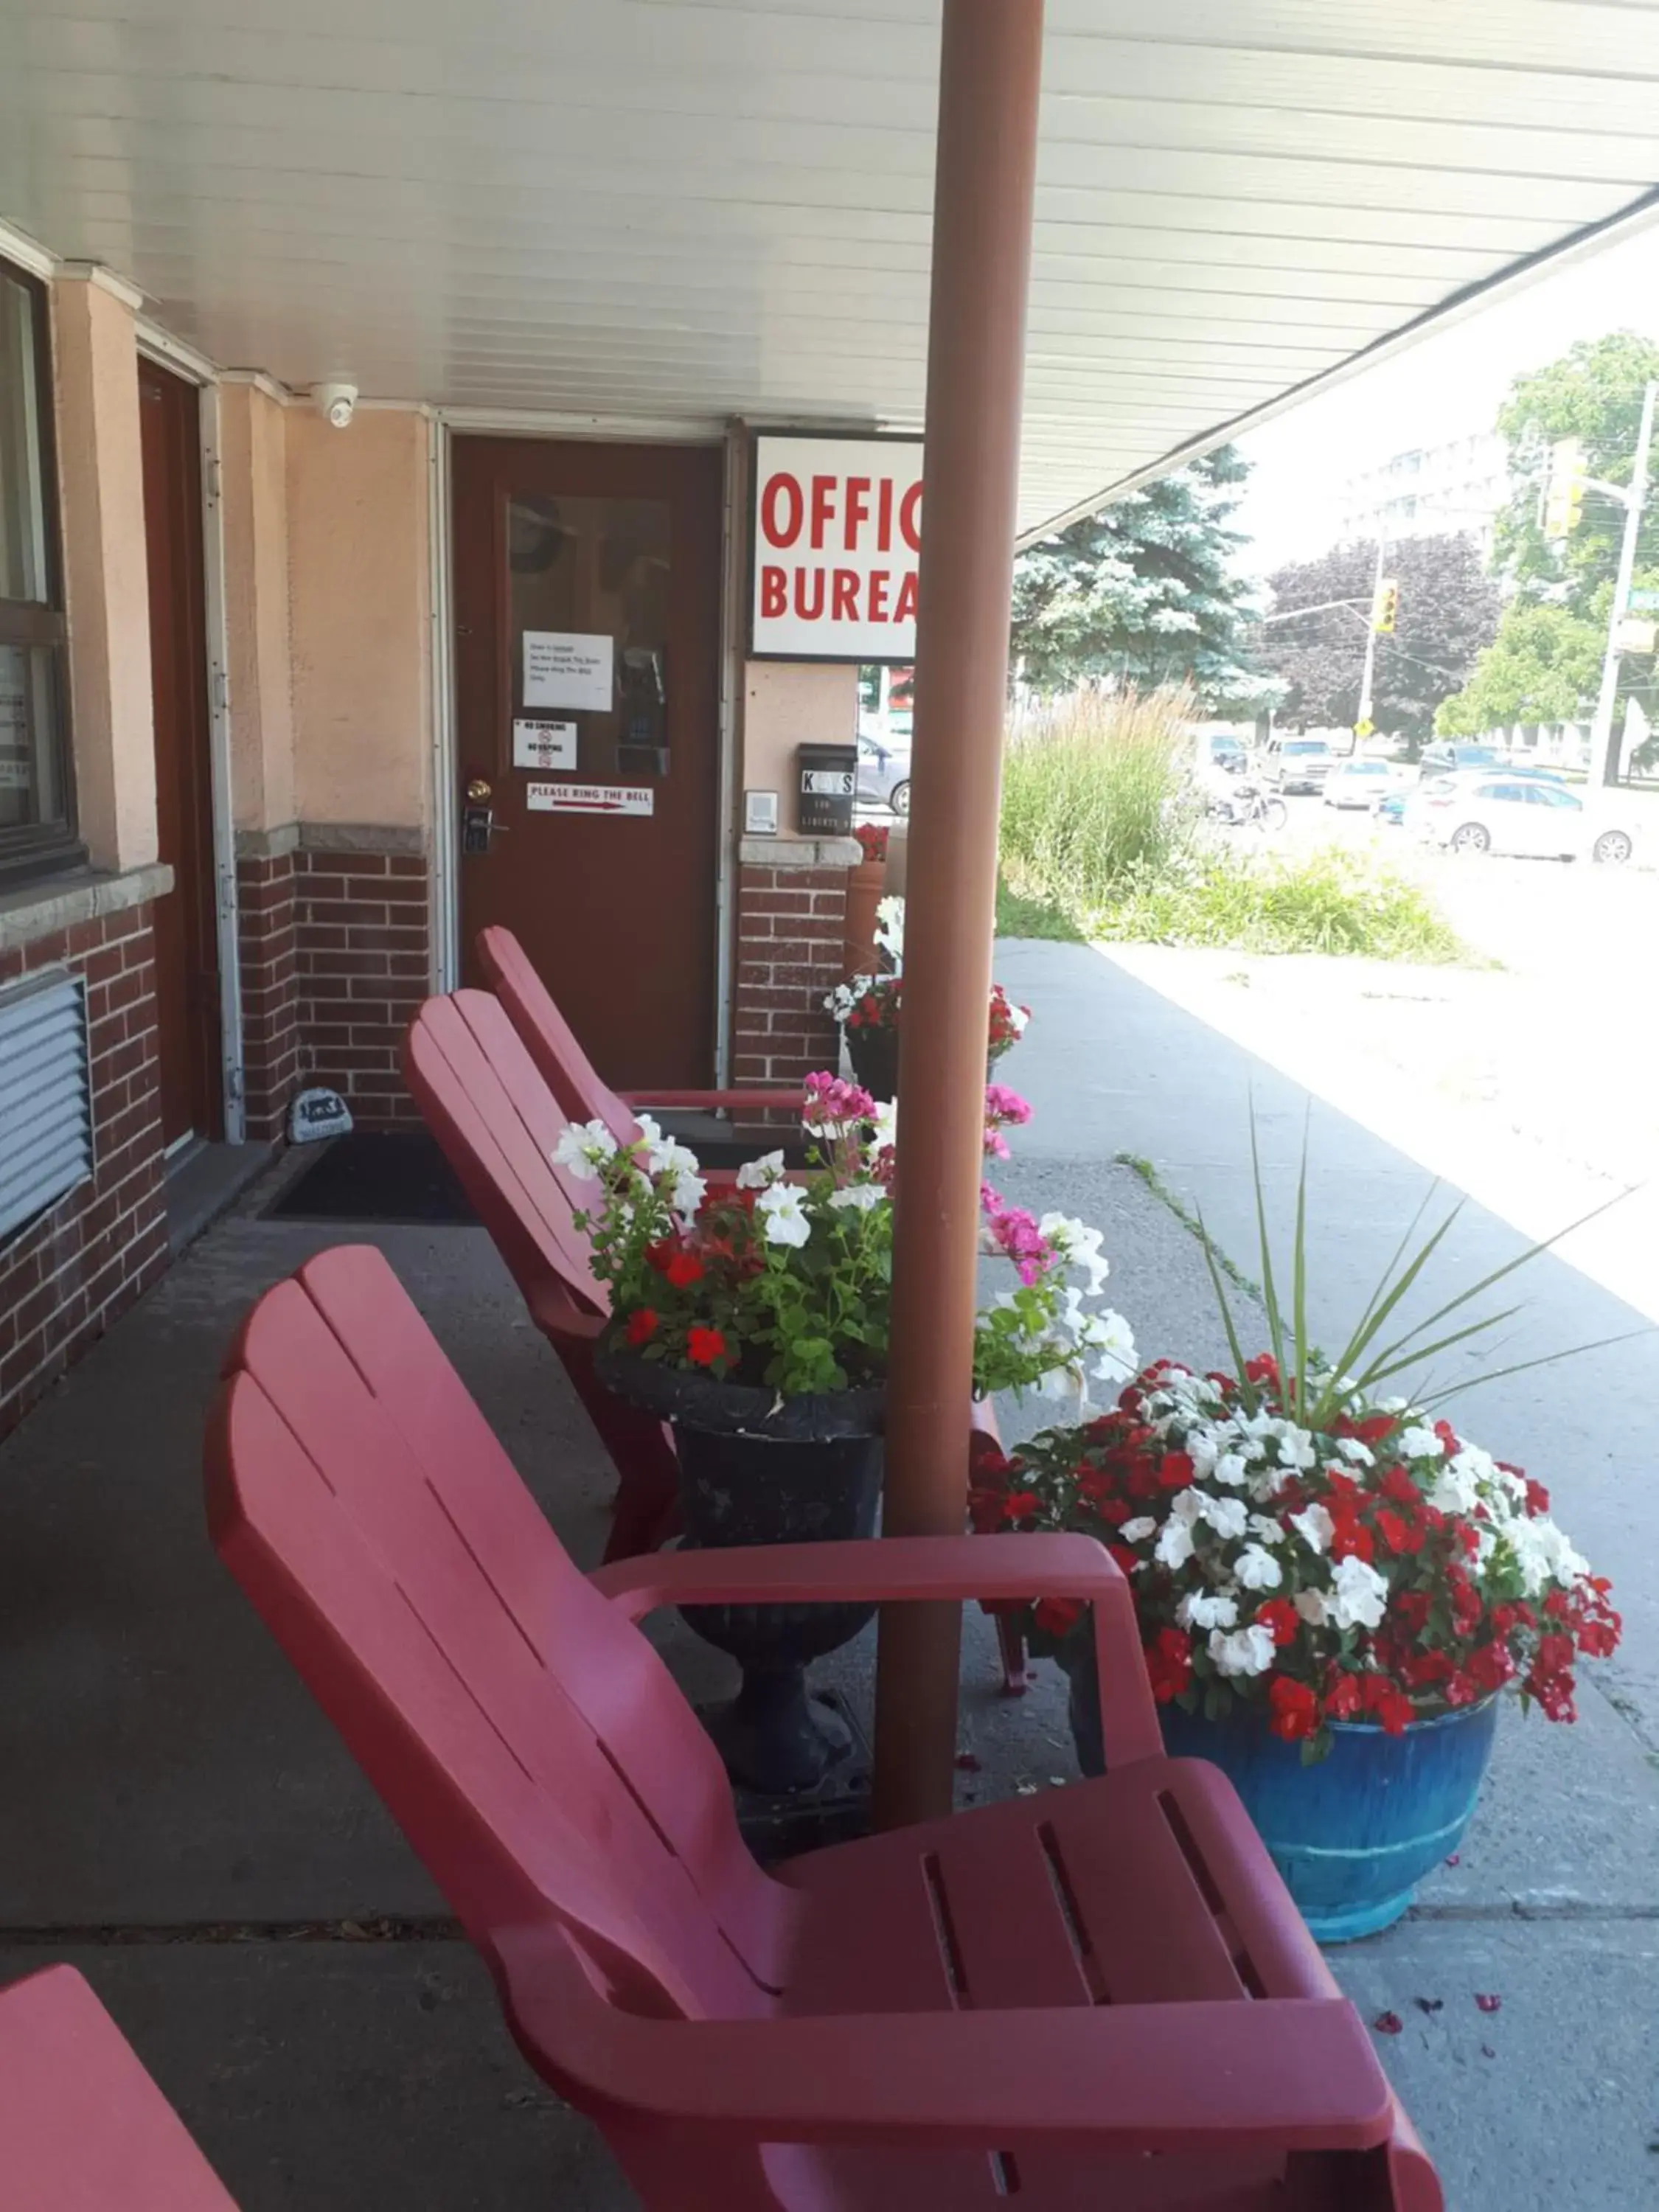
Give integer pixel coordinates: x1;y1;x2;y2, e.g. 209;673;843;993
1262;736;1334;794
1418;741;1500;780
1324;757;1406;809
856;733;910;815
1374;785;1410;827
1194;731;1249;775
1407;773;1636;862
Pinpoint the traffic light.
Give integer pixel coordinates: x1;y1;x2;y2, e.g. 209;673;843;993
1542;438;1587;541
1371;578;1399;634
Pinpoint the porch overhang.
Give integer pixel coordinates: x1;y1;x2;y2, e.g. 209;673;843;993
6;1;1659;530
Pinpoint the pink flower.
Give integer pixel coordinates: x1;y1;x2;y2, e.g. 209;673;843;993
802;1071;877;1131
979;1184;1055;1285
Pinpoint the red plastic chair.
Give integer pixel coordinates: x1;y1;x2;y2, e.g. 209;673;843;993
404;987;681;1561
0;1964;240;2208
478;922;805;1143
206;1245;1442;2212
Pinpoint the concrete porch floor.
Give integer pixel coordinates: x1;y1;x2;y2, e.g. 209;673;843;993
0;953;1654;2207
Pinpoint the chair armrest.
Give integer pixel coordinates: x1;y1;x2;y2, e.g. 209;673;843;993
493;1927;1394;2154
619;1087;804;1113
591;1531;1161;1765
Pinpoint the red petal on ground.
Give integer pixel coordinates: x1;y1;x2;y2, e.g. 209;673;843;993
953;1753;982;1773
1372;2011;1403;2036
1475;1993;1502;2014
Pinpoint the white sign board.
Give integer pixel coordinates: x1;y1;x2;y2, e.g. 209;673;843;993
524;630;613;712
512;718;577;771
526;781;653;818
750;434;923;661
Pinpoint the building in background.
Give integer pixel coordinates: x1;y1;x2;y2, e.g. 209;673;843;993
1338;431;1509;554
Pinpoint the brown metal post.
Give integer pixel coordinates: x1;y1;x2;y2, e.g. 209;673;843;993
872;0;1045;1830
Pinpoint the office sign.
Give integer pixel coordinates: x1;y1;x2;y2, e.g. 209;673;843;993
750;434;923;661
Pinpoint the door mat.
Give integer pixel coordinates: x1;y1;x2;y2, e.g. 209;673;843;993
265;1131;478;1226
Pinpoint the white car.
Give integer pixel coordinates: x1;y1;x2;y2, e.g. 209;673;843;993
1323;757;1406;809
1408;773;1636;863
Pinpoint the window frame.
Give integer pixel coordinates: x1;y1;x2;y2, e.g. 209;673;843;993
0;256;83;888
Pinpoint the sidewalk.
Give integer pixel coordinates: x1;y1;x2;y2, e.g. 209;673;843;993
0;978;1652;2205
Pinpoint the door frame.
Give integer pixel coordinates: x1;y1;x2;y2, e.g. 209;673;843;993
135;323;246;1144
431;410;740;1080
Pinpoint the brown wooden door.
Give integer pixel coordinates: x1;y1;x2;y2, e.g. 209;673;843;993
451;437;723;1090
139;359;221;1146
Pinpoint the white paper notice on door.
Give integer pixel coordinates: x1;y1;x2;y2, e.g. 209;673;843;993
526;782;653;817
523;630;613;712
512;719;577;771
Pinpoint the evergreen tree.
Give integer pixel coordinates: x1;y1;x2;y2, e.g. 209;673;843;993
1011;446;1275;708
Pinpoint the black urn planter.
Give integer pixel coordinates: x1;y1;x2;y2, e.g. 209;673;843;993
594;1337;884;1796
844;1020;1013;1103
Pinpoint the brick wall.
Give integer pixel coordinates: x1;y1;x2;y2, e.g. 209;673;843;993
0;900;169;1439
237;845;303;1144
731;856;847;1098
296;846;430;1127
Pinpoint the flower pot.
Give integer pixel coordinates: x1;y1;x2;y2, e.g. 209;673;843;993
594;1338;884;1798
842;858;887;983
844;1019;900;1102
1061;1641;1499;1942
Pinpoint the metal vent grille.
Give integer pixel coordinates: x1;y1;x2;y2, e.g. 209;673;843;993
0;969;94;1244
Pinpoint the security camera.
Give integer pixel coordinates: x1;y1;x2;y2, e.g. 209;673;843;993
313;381;358;430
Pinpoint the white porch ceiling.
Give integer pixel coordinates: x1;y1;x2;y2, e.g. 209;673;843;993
4;0;1659;537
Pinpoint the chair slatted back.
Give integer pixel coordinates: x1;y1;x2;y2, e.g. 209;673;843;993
207;1247;780;2018
477;924;634;1144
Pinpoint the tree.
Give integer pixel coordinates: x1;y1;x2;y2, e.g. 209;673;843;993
1011;446;1275;707
1259;533;1499;740
1433;602;1603;734
1492;331;1659;617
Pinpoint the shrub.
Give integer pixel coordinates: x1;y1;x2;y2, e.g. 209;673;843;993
999;685;1199;911
1090;849;1464;962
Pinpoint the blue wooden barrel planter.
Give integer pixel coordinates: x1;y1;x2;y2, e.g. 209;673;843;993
1064;1647;1499;1942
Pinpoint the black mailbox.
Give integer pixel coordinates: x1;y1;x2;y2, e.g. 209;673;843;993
796;742;857;836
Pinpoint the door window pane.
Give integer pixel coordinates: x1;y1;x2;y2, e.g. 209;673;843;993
507;493;671;782
0;644;63;832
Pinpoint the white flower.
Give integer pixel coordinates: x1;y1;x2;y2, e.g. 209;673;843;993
1397;1425;1444;1461
735;1150;787;1190
828;1181;886;1213
1212;1451;1250;1488
1248;1513;1283;1541
1177;1590;1239;1632
1186;1428;1220;1475
1328;1554;1389;1632
755;1183;811;1248
1006;1000;1030;1034
1270;1421;1318;1472
1233;1543;1284;1593
1200;1492;1250;1542
1155;1517;1195;1571
1295;1587;1330;1627
1081;1308;1137;1384
1169;1487;1206;1526
552;1119;618;1181
671;1169;706;1222
1335;1437;1375;1467
1038;1213;1110;1295
1208;1623;1276;1679
1120;1516;1158;1544
1427;1446;1493;1516
874;895;905;961
1290;1503;1335;1555
866;1098;899;1155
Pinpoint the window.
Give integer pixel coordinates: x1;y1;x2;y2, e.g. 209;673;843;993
0;258;78;885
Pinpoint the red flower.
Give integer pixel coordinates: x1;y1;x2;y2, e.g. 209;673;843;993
1267;1675;1321;1742
1353;1413;1399;1446
1158;1450;1195;1490
1523;1477;1551;1518
625;1307;658;1346
1325;1672;1364;1720
1107;1543;1139;1577
1001;1491;1043;1524
1376;1509;1424;1557
686;1326;728;1368
1144;1627;1192;1704
1034;1596;1083;1640
1360;1675;1414;1735
665;1251;704;1289
1329;1514;1374;1565
1380;1464;1420;1506
1244;1354;1280;1388
1256;1599;1299;1648
1465;1640;1514;1695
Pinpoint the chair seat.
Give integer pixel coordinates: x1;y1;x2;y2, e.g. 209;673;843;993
768;1758;1354;2210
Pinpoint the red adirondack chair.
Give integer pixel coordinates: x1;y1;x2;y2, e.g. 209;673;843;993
0;1964;240;2208
477;922;805;1143
404;987;1031;1688
206;1245;1442;2212
404;986;681;1560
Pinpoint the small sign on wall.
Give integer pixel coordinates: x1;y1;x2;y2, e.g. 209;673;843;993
526;782;654;817
750;433;924;662
512;719;577;771
524;630;613;712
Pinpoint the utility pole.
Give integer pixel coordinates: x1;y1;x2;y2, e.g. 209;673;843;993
1355;536;1387;738
1587;378;1658;790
